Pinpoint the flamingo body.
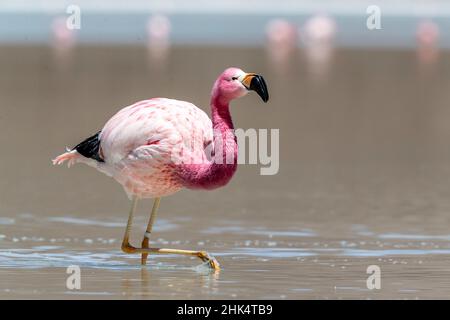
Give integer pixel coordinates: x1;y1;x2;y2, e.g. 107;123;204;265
55;98;212;198
53;68;269;200
102;98;212;198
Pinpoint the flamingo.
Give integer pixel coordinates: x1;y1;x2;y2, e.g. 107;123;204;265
416;20;440;66
301;14;337;78
265;19;297;71
52;67;269;270
146;14;172;68
51;16;77;68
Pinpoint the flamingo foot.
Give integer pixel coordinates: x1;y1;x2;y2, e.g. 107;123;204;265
197;251;221;271
122;242;221;271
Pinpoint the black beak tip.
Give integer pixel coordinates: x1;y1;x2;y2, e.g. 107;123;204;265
249;75;269;103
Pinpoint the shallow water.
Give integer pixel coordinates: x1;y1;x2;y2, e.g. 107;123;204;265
1;46;450;299
3;213;450;299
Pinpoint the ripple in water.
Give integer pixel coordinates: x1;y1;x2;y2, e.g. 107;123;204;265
0;218;15;225
46;216;177;231
202;226;316;237
0;247;212;272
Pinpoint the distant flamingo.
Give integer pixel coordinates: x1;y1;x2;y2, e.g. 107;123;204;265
265;19;297;71
301;14;337;78
53;67;269;270
146;14;172;68
51;16;77;68
416;20;440;66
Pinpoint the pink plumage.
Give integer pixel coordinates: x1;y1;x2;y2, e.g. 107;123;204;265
53;68;269;199
416;20;440;66
101;98;213;198
146;14;171;67
265;19;297;70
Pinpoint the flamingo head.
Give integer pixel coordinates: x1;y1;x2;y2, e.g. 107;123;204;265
214;67;269;103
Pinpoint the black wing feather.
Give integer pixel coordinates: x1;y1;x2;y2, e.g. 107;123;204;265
73;131;104;162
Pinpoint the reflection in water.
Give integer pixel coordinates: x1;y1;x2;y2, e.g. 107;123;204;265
119;263;220;298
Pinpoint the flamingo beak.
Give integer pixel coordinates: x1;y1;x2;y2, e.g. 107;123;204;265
241;73;269;103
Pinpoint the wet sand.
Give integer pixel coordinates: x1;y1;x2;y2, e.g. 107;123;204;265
1;46;450;299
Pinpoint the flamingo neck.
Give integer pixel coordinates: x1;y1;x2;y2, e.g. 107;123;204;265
177;89;238;189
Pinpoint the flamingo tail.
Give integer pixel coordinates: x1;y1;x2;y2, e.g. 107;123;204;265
52;149;81;168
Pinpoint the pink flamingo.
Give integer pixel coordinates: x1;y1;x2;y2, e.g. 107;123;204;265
265;19;297;71
52;67;269;270
146;14;172;67
301;14;337;78
51;16;77;67
416;20;440;66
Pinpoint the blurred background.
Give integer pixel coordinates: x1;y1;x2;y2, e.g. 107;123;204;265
2;0;450;299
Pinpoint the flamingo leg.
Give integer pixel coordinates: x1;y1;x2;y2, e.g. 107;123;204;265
121;195;139;250
141;197;161;265
121;196;220;271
